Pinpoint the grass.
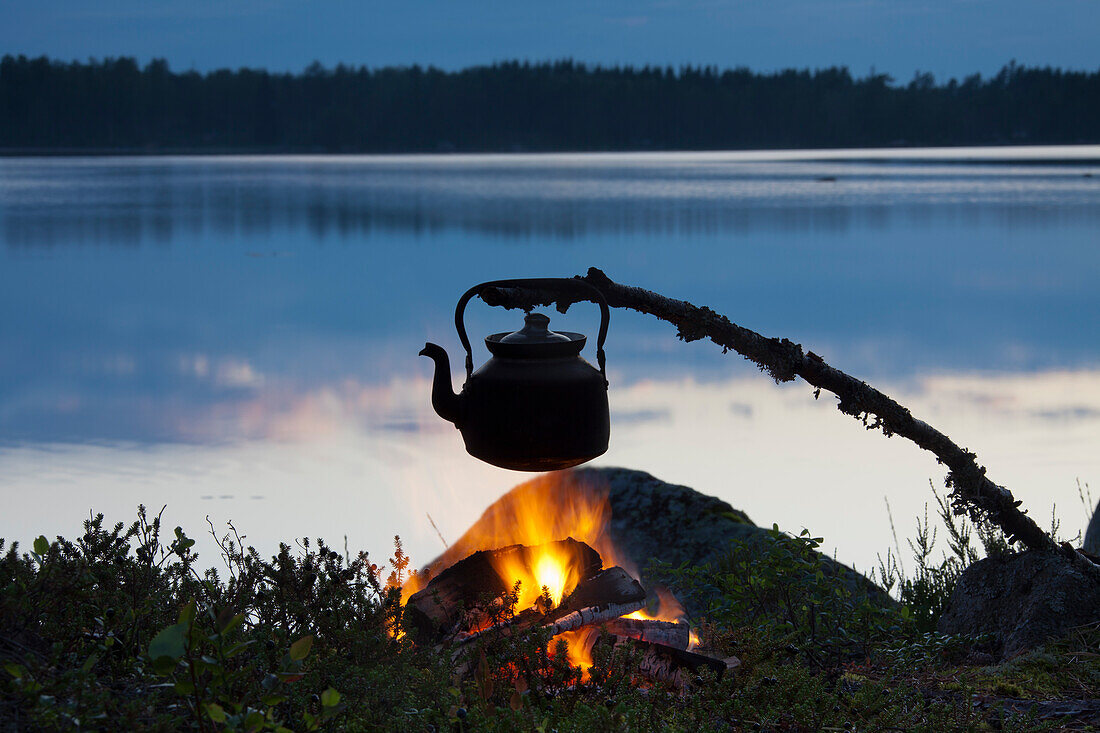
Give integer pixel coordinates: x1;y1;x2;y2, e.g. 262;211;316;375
1;501;1096;732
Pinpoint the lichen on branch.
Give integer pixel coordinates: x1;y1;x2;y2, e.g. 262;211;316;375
479;267;1099;580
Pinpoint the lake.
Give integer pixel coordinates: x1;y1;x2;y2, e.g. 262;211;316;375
2;147;1098;575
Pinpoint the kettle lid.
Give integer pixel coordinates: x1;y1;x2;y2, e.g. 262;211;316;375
500;312;572;344
485;312;586;358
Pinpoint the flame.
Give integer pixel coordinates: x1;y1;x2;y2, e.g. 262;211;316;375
492;541;588;611
551;627;601;680
431;473;615;565
623;587;687;623
405;473;617;603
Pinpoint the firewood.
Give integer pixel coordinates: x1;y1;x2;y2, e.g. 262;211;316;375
404;538;601;639
543;566;647;634
602;617;690;650
594;633;730;687
545;566;646;622
454;566;647;645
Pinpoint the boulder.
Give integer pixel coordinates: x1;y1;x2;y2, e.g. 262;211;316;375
584;467;886;616
1084;498;1100;555
937;550;1100;659
592;466;763;574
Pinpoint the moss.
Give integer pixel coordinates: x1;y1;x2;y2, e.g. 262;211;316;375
711;509;752;525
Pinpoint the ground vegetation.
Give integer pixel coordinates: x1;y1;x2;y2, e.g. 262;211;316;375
3;500;1097;731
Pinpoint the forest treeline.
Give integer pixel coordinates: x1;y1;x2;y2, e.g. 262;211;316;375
2;55;1099;153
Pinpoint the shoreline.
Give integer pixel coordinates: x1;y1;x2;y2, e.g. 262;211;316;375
3;143;1100;164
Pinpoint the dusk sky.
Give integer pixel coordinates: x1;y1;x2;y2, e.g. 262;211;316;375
4;0;1098;82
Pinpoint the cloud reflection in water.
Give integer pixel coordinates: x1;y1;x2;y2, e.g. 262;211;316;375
2;368;1096;576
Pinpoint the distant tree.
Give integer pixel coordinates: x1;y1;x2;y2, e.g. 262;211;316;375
0;55;1097;152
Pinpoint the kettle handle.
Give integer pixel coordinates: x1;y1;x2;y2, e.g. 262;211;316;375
455;278;610;380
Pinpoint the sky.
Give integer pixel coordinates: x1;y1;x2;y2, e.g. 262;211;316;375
3;0;1098;82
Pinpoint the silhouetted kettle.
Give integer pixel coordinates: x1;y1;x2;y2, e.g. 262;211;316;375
419;278;610;471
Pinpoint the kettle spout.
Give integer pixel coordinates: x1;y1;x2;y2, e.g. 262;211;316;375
419;342;462;425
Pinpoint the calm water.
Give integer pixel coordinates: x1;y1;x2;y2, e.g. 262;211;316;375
2;148;1099;573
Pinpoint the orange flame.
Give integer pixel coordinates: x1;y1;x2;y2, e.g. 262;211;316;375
405;473;617;602
551;627;601;680
622;587;687;623
492;540;590;611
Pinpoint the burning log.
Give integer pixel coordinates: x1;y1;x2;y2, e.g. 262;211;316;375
453;565;647;645
587;632;731;687
544;566;646;634
602;617;691;650
546;566;646;621
405;538;601;640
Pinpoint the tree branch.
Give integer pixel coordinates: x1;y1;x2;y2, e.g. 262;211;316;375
480;267;1100;579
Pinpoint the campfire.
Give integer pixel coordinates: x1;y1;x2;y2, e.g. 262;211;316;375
399;472;731;685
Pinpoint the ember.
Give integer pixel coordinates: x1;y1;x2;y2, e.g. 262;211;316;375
401;472;729;685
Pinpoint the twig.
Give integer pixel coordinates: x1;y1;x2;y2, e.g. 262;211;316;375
479;267;1100;579
427;513;448;549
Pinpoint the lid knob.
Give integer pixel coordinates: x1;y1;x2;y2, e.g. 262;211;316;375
500;312;572;344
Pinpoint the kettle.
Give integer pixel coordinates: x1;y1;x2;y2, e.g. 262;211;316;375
419;278;610;471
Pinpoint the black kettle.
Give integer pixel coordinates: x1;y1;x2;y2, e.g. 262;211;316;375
419;278;610;471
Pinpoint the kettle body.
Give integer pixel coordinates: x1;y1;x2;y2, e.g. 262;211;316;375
420;278;611;471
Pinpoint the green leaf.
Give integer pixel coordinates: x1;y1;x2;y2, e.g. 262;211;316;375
244;710;265;730
205;702;227;723
220;612;245;635
320;688;340;707
174;679;195;695
152;656;177;675
4;662;25;679
81;654;99;673
288;635;313;661
178;599;196;626
148;621;189;665
263;695;287;707
33;536;49;556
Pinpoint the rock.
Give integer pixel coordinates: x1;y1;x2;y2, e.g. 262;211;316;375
1084;498;1100;555
581;467;886;616
591;466;762;574
937;550;1100;659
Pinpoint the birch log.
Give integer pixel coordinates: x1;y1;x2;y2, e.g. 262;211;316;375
603;618;691;650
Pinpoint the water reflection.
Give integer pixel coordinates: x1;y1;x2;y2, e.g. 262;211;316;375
1;149;1098;572
4;154;1100;246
